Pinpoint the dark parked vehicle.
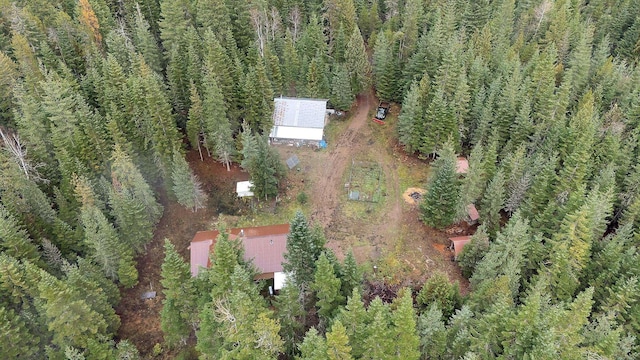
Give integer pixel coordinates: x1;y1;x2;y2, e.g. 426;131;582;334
373;101;390;124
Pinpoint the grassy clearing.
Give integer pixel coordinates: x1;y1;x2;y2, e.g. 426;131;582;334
324;115;350;144
398;161;431;191
231;162;314;228
231;197;310;228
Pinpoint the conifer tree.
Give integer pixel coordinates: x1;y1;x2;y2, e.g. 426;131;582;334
336;288;367;358
332;25;348;63
171;151;208;211
555;91;598;198
160;239;196;347
373;31;393;101
206;226;244;300
195;0;233;40
0;50;18;127
417;272;461;317
312;252;344;321
265;49;284;96
323;0;357;41
0;305;39;358
304;54;330;98
585;224;638;311
166;45;191;126
110;145;162;253
417;304;448;358
201;31;240;123
0;204;41;265
186;83;206;160
133;4;163;74
274;283;304;356
62;261;121;338
420;87;459;156
298;327;328;360
244;135;285;200
136;56;182;176
397;79;424;154
76;176;137;286
340;250;361;297
527;48;557;128
480;169;506;235
326;320;353;360
200;70;235;170
362;297;393;359
330;63;354;110
159;0;193;54
390;289;420;360
284;211;323;290
38;270;108;350
345;26;371;95
548;189;613;302
457;143;488;220
243;61;274;134
471;212;541;298
283;31;301;92
420;143;460;229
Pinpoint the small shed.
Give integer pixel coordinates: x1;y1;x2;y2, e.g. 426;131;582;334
449;235;472;260
270;97;328;142
286;154;300;170
456;157;469;174
467;204;479;223
236;181;254;197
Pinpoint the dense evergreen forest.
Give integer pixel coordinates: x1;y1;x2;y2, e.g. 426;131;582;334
1;0;640;358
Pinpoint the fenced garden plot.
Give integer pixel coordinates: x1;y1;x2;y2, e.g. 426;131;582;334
345;160;383;202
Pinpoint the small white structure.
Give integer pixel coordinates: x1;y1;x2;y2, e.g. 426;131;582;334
273;272;288;290
270;97;328;142
236;181;254;197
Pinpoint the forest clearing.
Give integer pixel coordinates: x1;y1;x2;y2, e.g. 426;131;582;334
2;0;640;358
117;91;468;356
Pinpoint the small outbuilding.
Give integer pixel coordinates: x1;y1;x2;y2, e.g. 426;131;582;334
466;204;479;223
236;181;254;197
449;235;472;260
456;157;469;174
269;97;328;143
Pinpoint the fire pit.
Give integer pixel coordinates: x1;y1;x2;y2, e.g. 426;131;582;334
402;187;427;205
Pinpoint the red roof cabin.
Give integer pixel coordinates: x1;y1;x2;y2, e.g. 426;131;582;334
449;235;472;260
190;224;290;289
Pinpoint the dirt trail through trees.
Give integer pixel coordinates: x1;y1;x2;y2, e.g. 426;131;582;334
310;92;373;228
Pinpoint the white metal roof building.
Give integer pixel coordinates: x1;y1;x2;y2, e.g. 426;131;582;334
269;97;328;142
236;181;254;197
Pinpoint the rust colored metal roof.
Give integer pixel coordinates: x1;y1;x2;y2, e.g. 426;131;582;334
449;236;472;257
467;203;480;221
190;224;290;277
456;157;469;174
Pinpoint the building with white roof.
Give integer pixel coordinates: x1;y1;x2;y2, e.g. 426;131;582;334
269;97;328;142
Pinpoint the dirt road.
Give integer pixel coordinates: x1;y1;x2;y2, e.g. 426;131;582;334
307;91;406;259
310;92;373;228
